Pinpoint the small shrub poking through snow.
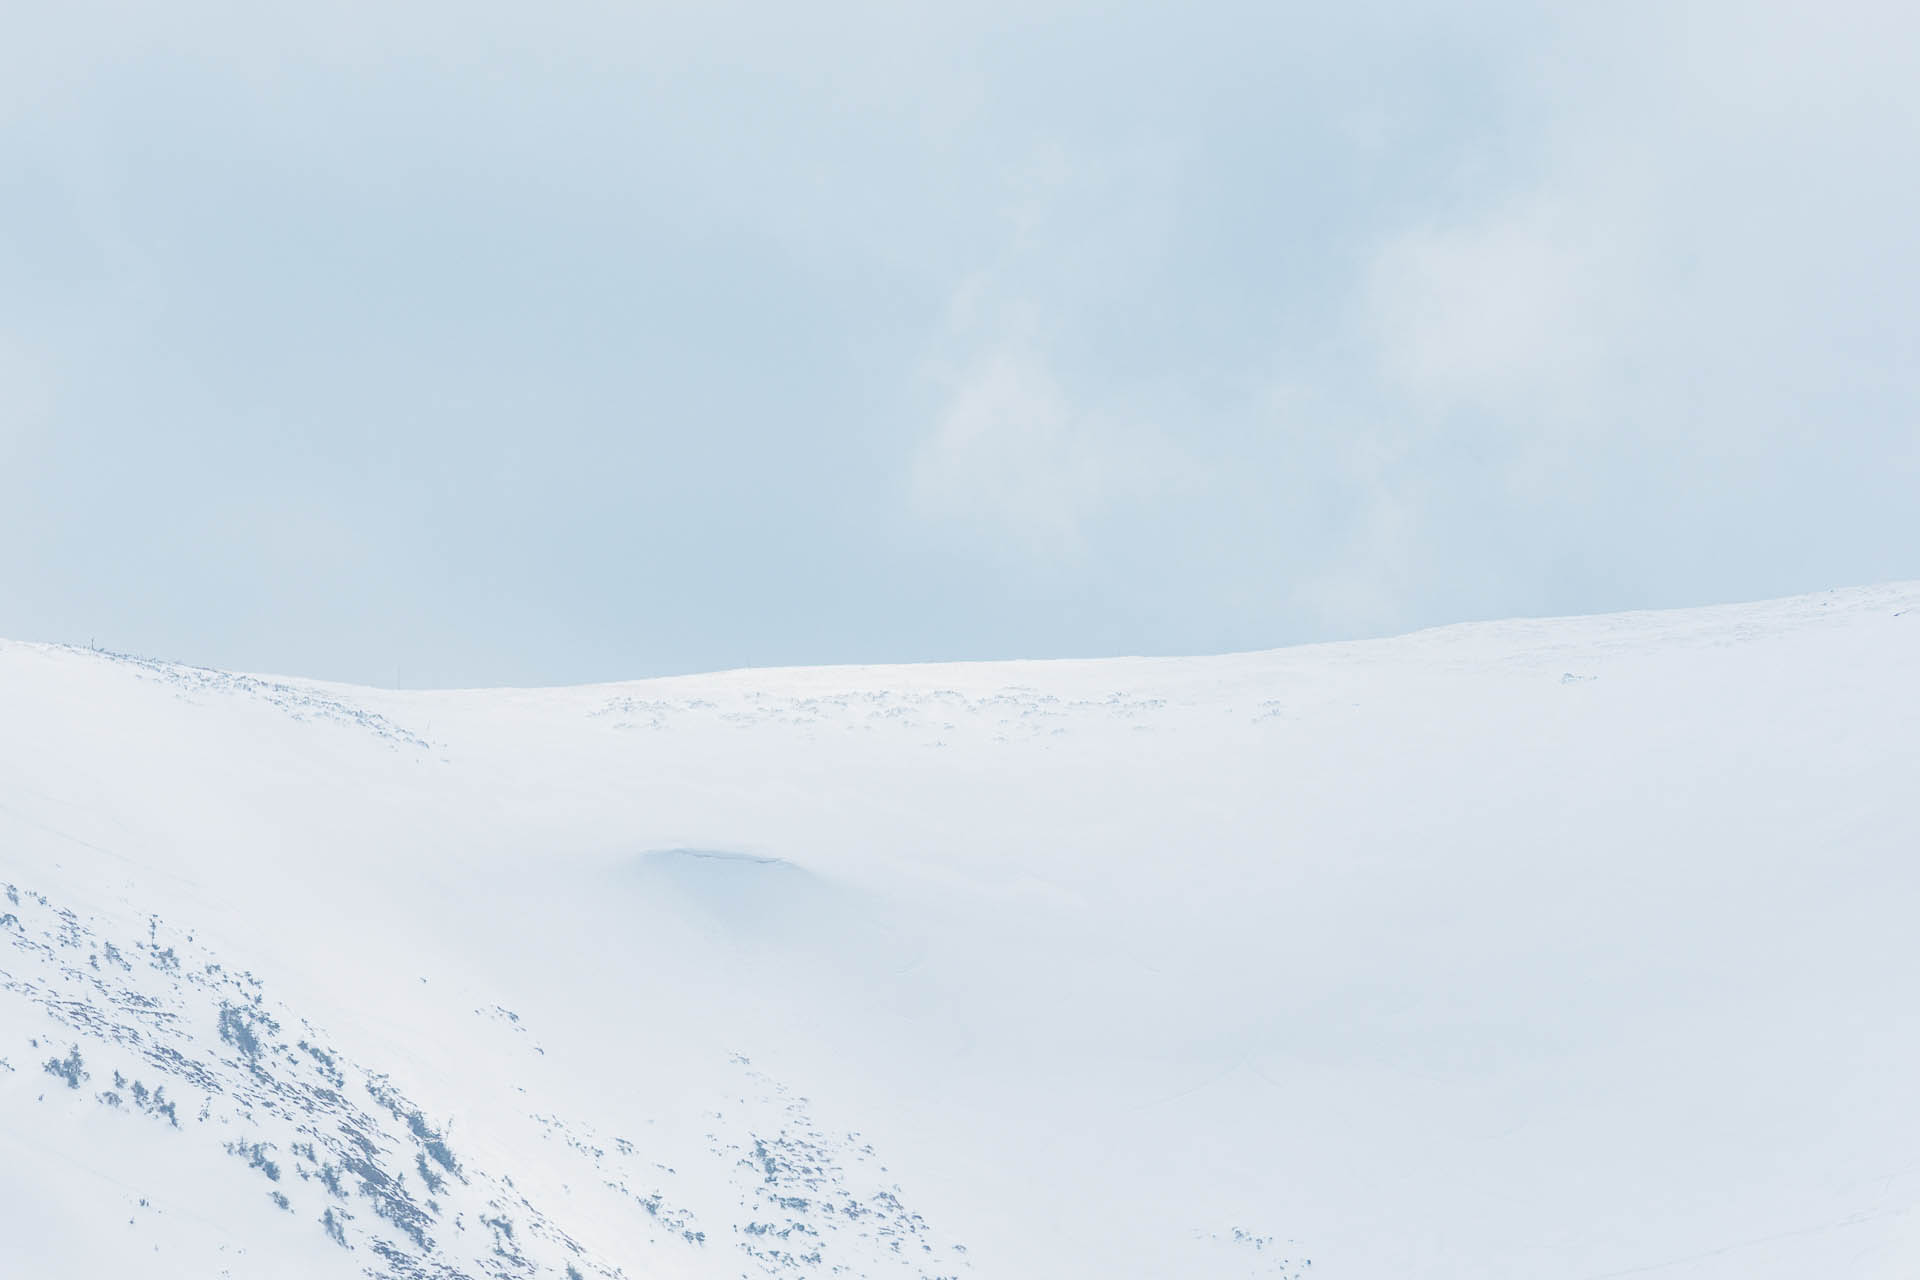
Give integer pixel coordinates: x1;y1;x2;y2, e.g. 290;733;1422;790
43;1046;87;1089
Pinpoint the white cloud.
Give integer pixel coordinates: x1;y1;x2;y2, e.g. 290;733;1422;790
911;345;1194;552
1356;0;1920;509
1367;192;1637;419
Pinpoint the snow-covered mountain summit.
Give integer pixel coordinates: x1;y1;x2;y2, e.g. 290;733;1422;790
3;584;1918;1279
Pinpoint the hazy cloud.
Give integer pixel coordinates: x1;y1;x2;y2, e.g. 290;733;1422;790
1367;193;1638;421
913;344;1195;553
0;0;1914;680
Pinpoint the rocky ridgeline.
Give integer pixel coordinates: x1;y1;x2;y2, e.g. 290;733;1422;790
711;1056;970;1280
591;686;1168;744
0;878;975;1280
0;878;629;1278
1191;1227;1314;1279
65;645;431;750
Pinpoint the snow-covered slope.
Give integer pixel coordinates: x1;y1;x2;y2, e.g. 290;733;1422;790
3;584;1918;1279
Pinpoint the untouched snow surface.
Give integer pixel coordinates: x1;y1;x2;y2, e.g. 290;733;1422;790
2;583;1919;1279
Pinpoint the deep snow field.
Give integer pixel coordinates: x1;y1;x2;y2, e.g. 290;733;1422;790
2;583;1917;1279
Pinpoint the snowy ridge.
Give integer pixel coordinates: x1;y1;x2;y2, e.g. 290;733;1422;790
42;644;434;750
3;583;1919;1278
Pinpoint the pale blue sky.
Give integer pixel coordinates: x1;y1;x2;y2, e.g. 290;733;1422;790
3;1;1916;686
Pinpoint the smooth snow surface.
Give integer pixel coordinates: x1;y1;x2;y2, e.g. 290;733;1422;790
3;584;1918;1279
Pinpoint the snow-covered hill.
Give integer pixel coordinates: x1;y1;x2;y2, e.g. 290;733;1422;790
3;584;1918;1279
